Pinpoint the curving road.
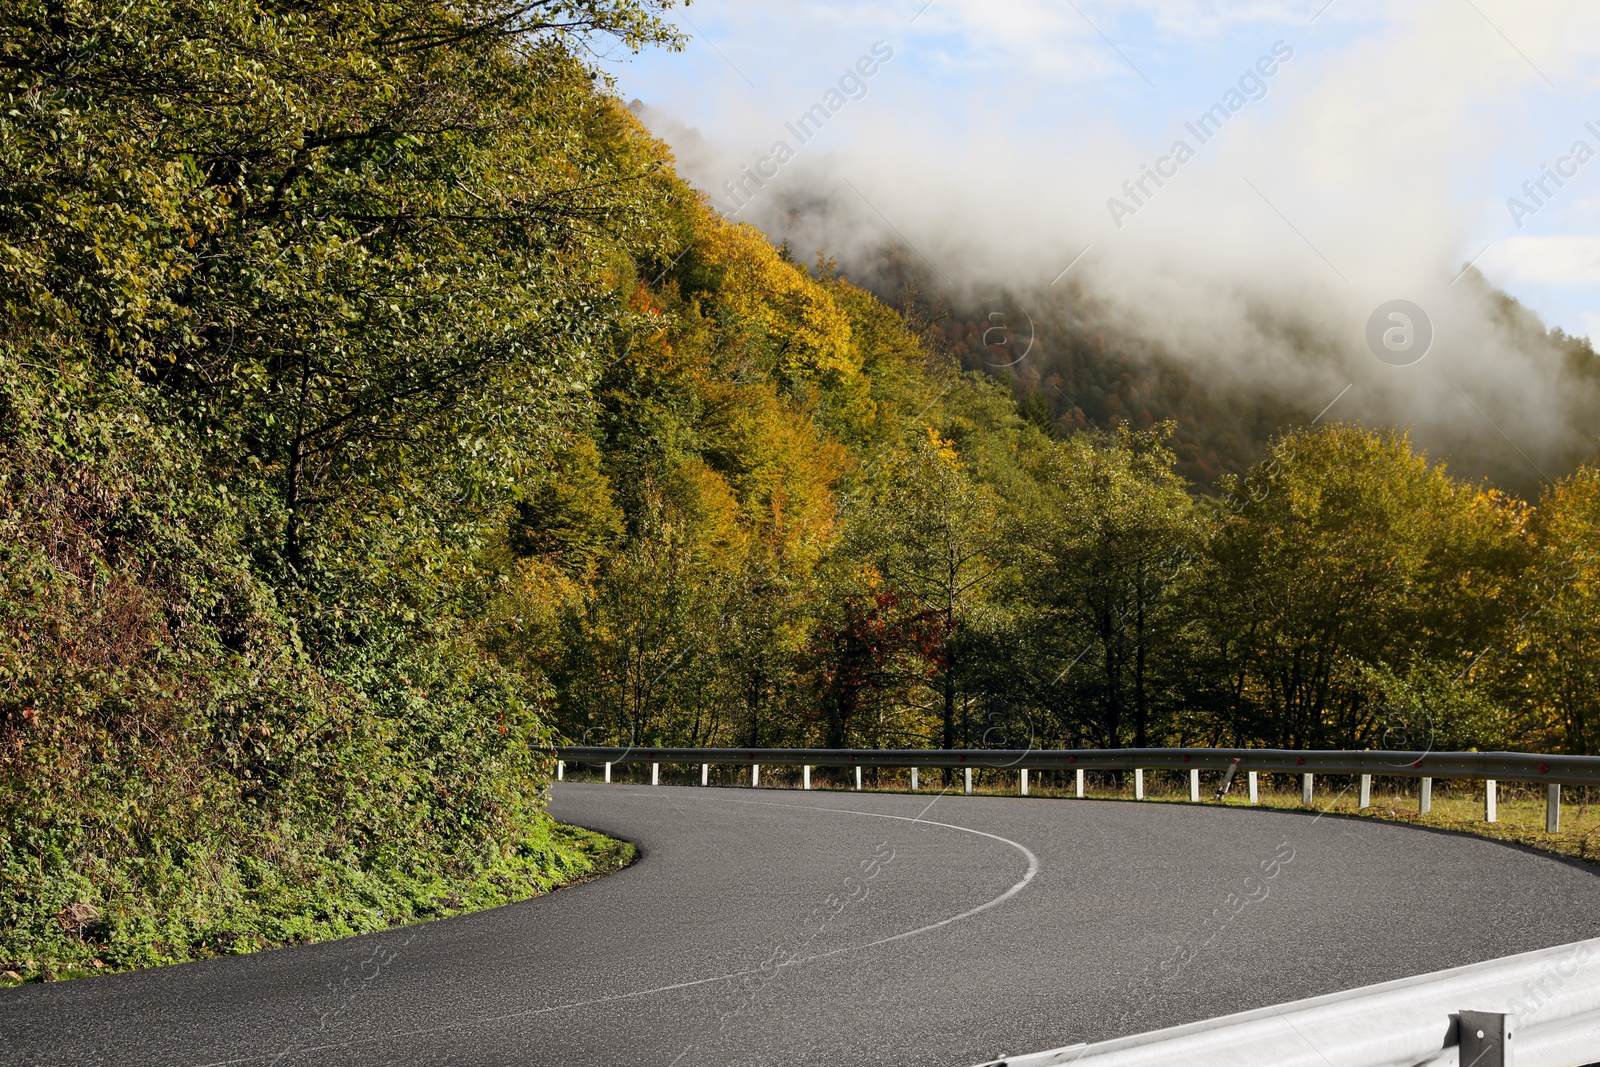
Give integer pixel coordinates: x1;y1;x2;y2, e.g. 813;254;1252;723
5;783;1600;1066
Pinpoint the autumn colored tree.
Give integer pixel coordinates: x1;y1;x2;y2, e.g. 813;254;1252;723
1505;467;1600;753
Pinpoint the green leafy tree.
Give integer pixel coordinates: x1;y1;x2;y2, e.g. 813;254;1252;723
1010;424;1200;748
1186;425;1526;749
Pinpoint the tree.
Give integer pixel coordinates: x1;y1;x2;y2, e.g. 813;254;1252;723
1506;466;1600;753
1186;425;1526;749
1011;424;1200;749
1;0;687;601
848;429;1005;756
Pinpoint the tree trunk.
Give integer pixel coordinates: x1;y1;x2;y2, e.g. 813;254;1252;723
1134;590;1148;750
942;669;956;785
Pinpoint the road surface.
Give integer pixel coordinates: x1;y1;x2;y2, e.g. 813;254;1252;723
4;782;1599;1065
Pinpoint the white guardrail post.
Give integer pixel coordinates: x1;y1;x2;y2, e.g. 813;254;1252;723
1548;784;1561;833
855;766;862;791
1021;769;1029;796
556;759;564;781
1302;773;1314;805
1248;770;1258;804
971;937;1600;1067
965;767;972;794
1359;773;1371;809
1076;768;1085;798
1134;769;1144;800
604;761;611;783
912;767;919;790
1188;768;1199;802
651;761;659;786
701;762;708;786
1420;776;1432;815
751;763;759;788
803;764;811;790
1485;778;1496;822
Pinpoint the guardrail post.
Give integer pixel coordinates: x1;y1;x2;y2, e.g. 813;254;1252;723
752;763;760;788
701;762;708;786
1248;771;1258;804
1134;768;1144;800
1302;773;1314;805
1547;784;1561;832
965;767;973;794
651;762;659;786
1360;773;1371;809
855;766;862;791
1188;768;1200;802
1419;777;1432;815
1457;1009;1510;1067
557;760;564;781
803;765;811;790
912;767;919;791
1484;779;1496;822
1021;769;1029;796
1075;768;1085;798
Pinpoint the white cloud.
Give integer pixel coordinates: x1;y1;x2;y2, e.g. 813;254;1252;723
1485;236;1600;286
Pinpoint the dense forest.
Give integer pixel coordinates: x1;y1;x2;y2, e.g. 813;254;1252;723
5;0;1600;977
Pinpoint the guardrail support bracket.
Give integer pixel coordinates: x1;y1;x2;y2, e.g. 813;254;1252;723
1214;759;1239;801
1457;1010;1510;1067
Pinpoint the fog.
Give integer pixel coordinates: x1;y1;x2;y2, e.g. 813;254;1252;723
623;0;1600;488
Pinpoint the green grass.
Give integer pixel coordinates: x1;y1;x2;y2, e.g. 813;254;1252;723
567;763;1600;868
0;816;634;986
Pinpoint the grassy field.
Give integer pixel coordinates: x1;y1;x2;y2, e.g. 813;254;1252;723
569;763;1600;868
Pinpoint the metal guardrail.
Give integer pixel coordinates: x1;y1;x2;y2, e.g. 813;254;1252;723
553;745;1600;782
552;746;1600;830
967;936;1600;1067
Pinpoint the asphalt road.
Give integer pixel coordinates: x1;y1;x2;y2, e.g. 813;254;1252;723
6;782;1600;1066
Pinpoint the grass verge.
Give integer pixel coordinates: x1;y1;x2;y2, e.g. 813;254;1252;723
0;814;633;986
